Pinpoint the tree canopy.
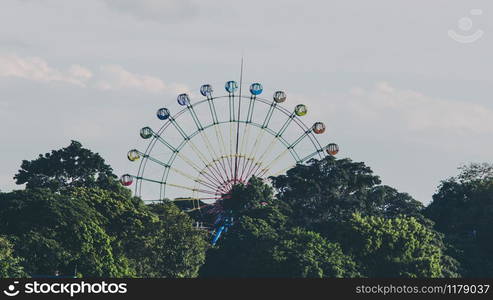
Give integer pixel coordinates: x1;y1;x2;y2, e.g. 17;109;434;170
1;142;491;278
270;156;426;237
425;163;493;277
0;236;27;278
14;140;120;192
0;182;208;277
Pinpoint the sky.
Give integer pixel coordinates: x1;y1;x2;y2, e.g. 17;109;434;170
0;0;492;203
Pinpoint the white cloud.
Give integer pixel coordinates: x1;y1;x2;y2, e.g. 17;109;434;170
0;54;91;86
69;64;93;81
96;64;189;94
345;81;493;136
0;54;189;94
101;0;198;22
300;82;493;143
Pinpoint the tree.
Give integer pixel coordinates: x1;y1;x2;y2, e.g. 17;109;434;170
201;215;359;278
201;178;359;278
272;227;360;278
223;176;275;213
0;236;27;278
425;163;493;277
456;162;493;182
0;187;210;278
270;156;426;235
132;202;209;278
0;188;133;277
14;140;120;192
335;214;445;277
5;140;211;278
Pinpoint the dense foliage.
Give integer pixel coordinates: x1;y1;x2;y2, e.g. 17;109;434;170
0;141;491;278
14;140;120;192
425;163;493;277
1;141;208;278
201;170;453;278
0;236;27;278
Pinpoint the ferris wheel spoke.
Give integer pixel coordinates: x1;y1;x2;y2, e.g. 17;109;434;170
185;104;204;131
205;95;233;179
207;97;219;125
233;80;244;184
238;123;252;180
251;112;295;165
130;150;214;189
229;121;235;182
262;102;277;128
169;117;191;141
176;152;224;187
277;112;296;137
132;175;216;195
248;135;278;176
200;132;231;182
246;95;256;123
166;182;217;195
237;95;257;180
202;163;228;188
186;139;227;183
265;163;297;178
213;125;233;180
167;118;226;182
299;144;330;162
241;100;284;180
197;164;228;191
241;129;266;179
173;169;219;191
289;129;312;149
255;147;290;178
196;157;236;193
173;196;223;201
180;101;230;183
239;157;254;182
153;131;178;153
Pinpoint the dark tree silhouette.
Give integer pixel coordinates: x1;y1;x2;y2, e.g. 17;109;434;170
14;140;118;192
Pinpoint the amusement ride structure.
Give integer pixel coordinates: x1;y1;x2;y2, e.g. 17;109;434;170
120;69;339;244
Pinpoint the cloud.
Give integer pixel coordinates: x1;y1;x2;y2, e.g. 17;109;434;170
345;82;493;136
100;0;198;23
96;64;189;94
299;81;493;144
0;54;91;86
0;54;189;94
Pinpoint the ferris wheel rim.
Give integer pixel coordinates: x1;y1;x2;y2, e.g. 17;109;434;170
132;92;330;202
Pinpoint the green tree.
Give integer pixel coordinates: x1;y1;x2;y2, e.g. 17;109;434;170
0;187;209;278
272;227;360;278
270;156;425;235
0;189;133;277
201;178;359;278
14;140;120;192
223;176;275;213
201;215;358;277
335;213;445;277
0;236;27;278
132;202;209;278
425;163;493;277
5;141;210;278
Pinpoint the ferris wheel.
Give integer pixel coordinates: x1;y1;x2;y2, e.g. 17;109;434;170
120;79;339;211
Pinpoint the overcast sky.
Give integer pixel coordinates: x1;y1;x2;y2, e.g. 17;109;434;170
1;0;492;203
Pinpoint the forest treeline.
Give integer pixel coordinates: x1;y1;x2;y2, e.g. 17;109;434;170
1;141;492;278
